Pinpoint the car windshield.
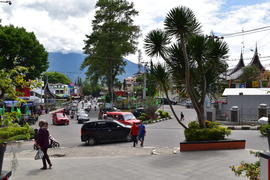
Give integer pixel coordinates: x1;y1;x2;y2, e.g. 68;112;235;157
80;114;88;117
123;114;136;120
57;114;65;118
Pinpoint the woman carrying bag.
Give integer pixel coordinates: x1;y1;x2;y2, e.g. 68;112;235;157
36;121;52;170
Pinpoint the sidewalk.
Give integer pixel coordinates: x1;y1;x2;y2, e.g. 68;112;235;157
3;146;256;180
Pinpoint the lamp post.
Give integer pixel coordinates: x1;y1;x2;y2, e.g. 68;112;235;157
0;1;12;5
141;62;148;100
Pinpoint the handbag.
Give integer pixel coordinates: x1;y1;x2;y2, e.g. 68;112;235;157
34;149;44;160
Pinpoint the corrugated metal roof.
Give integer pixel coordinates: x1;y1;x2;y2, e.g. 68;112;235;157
223;88;270;96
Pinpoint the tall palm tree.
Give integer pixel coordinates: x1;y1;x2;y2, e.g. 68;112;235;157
150;63;187;129
144;6;228;128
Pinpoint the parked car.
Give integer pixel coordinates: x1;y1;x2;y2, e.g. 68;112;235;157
52;113;70;125
258;116;268;124
81;120;132;145
78;113;89;124
133;107;145;118
156;97;177;105
185;100;193;108
106;112;141;125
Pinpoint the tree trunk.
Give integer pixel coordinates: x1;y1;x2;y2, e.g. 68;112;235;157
164;86;188;129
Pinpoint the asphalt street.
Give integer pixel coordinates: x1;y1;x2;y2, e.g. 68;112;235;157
3;102;268;180
7;103;269;153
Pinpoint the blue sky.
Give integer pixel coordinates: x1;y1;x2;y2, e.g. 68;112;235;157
0;0;270;68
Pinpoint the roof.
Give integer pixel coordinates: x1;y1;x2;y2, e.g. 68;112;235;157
226;69;243;80
228;52;245;76
248;46;265;71
223;88;270;96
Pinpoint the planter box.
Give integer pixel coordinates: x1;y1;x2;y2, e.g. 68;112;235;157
180;139;246;152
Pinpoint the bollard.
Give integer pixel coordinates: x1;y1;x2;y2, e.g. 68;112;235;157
260;152;270;180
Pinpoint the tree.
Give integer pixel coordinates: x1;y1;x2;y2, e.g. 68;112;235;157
81;0;140;102
0;25;48;80
82;78;101;97
144;6;229;128
150;63;187;129
43;72;71;84
240;66;260;87
0;66;39;125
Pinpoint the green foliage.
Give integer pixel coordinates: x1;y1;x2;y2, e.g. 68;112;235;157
0;124;33;143
0;25;48;80
82;78;102;97
158;110;169;118
230;151;260;180
184;121;231;141
43;72;71;84
143;97;160;119
240;66;260;84
144;6;229;128
259;124;270;136
82;0;140;98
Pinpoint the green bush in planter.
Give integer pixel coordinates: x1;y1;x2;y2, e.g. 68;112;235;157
259;124;270;136
0;123;33;143
184;121;231;141
158;110;169;118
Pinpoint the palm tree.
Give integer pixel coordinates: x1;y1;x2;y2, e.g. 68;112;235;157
150;63;187;129
144;6;228;128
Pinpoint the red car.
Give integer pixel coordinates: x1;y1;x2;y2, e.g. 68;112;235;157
106;112;141;125
52;113;70;125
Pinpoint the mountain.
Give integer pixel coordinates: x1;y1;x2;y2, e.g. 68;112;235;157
47;52;139;82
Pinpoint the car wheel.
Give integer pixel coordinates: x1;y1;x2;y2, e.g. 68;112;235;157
126;134;132;142
53;121;55;125
87;137;95;146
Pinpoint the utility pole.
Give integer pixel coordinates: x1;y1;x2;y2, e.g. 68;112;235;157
142;62;148;99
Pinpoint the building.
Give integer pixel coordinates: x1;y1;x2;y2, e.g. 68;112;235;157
216;88;270;122
226;46;266;88
48;83;70;98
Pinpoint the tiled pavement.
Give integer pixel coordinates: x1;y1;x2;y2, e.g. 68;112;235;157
4;147;256;180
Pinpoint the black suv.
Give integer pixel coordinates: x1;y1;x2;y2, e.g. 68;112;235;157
81;120;132;145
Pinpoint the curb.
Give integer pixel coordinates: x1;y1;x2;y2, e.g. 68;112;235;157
144;117;172;125
226;126;260;130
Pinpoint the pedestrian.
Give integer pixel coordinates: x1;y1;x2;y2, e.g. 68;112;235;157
180;112;184;121
130;123;139;147
36;121;52;170
138;122;146;147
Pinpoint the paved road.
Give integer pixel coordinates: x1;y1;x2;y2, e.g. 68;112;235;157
8;103;269;153
3;102;267;180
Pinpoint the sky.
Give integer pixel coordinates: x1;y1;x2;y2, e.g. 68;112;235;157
0;0;270;69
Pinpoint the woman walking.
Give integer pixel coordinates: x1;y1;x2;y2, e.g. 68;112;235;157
36;121;52;170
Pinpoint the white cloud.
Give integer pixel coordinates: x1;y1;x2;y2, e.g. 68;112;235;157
0;0;269;68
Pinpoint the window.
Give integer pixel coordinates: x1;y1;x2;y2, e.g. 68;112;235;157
85;122;96;128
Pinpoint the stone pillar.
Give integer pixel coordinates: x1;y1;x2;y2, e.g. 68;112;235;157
230;106;239;122
258;104;268;119
206;108;216;122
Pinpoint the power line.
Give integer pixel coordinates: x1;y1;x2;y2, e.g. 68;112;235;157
221;26;270;38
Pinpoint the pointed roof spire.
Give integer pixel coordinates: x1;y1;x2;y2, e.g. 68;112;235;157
249;44;265;71
228;50;245;75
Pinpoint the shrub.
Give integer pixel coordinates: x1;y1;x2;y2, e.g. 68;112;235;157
184;121;231;141
144;97;160;119
0;123;33;143
259;124;270;136
158;110;169;118
230;151;260;180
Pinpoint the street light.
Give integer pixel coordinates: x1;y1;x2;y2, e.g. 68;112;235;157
0;1;12;5
141;61;148;100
